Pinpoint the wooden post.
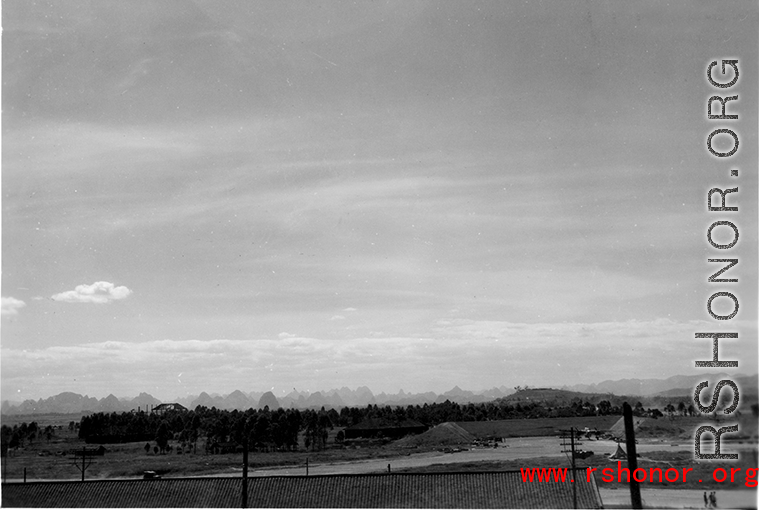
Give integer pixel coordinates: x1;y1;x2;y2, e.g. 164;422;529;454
306;457;309;476
623;403;642;509
23;467;26;483
570;428;577;509
81;447;86;482
241;437;248;509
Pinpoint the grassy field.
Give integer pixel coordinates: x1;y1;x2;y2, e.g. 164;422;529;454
636;413;758;441
1;412;84;429
1;425;415;481
455;416;622;438
454;413;759;441
395;447;759;491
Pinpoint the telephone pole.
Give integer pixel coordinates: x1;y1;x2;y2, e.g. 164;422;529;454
623;403;642;509
559;427;581;509
241;436;248;509
71;447;94;482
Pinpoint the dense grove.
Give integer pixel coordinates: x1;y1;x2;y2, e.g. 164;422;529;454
72;397;656;452
1;422;60;453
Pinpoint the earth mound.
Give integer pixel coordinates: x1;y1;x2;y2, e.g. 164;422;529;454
395;422;475;447
608;416;645;438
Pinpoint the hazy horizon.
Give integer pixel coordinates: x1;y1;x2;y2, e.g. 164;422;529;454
9;370;757;405
3;2;757;402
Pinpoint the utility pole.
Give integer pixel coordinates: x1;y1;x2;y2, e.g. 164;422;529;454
559;427;580;509
71;447;93;482
241;436;248;509
623;403;642;509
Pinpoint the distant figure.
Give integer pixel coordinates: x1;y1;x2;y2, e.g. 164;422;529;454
703;491;708;507
709;491;717;508
387;464;391;473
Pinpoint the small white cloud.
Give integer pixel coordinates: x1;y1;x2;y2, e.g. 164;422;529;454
278;332;296;339
1;297;26;316
51;281;132;304
330;315;346;321
342;307;357;312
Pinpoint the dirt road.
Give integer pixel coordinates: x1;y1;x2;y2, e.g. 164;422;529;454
248;437;694;477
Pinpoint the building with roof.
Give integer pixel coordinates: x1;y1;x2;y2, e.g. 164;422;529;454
150;403;188;415
2;471;603;508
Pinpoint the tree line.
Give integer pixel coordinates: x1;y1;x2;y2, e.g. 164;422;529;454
5;395;691;456
75;398;639;452
1;422;58;455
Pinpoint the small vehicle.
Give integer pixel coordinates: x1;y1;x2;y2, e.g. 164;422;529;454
143;471;161;479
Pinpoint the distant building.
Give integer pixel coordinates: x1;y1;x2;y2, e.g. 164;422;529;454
2;472;604;508
151;403;188;415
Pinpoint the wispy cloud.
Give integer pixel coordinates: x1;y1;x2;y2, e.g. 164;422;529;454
1;297;26;316
51;282;132;304
2;318;753;400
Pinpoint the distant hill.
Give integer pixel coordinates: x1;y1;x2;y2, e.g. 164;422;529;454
1;385;514;416
1;391;162;415
223;390;254;410
563;373;758;397
500;387;607;405
257;391;280;411
3;374;756;416
653;374;759;399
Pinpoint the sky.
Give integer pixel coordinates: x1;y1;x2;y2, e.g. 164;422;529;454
2;1;757;402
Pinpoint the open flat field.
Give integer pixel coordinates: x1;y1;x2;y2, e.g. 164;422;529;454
0;413;84;429
453;413;759;442
455;416;622;438
2;434;417;482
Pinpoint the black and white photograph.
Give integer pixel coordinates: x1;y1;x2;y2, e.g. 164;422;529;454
2;1;757;508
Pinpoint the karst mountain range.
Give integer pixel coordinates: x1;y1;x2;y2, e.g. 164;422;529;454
4;373;755;416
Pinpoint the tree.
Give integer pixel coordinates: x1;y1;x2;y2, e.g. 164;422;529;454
303;412;328;451
156;421;171;453
26;422;38;445
190;414;201;452
252;414;271;451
